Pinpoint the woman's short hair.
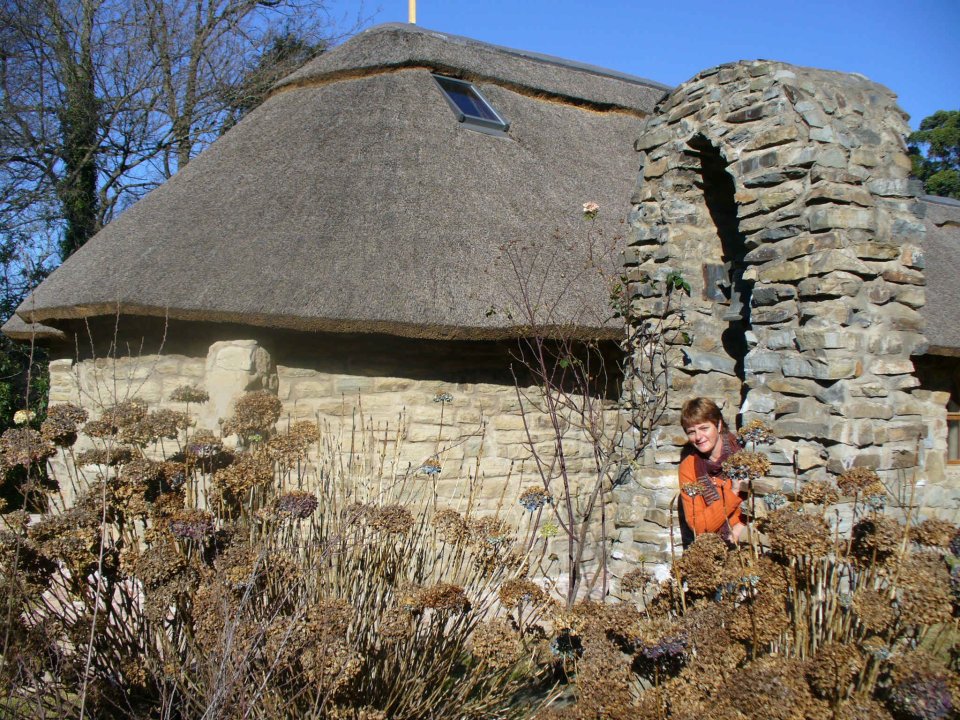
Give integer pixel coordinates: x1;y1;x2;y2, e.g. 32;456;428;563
681;397;723;430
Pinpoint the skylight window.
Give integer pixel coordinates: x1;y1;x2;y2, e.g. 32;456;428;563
432;75;510;134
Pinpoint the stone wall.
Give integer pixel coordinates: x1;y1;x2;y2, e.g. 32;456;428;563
46;326;626;578
621;60;946;549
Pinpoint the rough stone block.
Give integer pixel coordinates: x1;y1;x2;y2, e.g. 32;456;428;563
794;329;849;351
807;183;874;207
751;301;797;325
757;259;809;283
782;356;857;380
743;125;800;151
807;206;876;233
681;348;736;375
798;272;863;298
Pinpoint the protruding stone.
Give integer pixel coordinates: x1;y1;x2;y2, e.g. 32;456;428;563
807;206;876;232
798;271;863;298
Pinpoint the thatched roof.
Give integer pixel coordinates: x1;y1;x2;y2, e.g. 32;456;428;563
920;195;960;356
0;313;65;342
11;23;669;342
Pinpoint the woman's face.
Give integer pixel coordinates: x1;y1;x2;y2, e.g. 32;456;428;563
685;420;721;458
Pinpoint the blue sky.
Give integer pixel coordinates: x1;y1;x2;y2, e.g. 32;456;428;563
335;0;958;130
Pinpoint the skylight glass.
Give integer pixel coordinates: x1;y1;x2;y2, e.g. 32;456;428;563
432;75;510;134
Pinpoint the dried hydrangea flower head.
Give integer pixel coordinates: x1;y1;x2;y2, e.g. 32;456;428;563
519;486;552;512
419;456;442;475
887;650;958;720
850;516;903;566
416;582;469;612
913;518;958;549
897;553;954;627
737;419;776;447
722;450;771;483
168;509;215;541
185;429;222;459
367;504;415;535
805;643;864;700
498;578;546;608
169;385;209;404
212;453;273;499
467;516;513;548
264;421;320;463
223;390;282;440
121;409;190;446
0;427;55;468
799;479;840;505
851;588;896;632
275;490;319;520
470;618;524;668
432;508;469;543
620;566;652;594
758;507;832;559
76;446;134;467
675;533;727;596
837;466;882;496
41;403;88;446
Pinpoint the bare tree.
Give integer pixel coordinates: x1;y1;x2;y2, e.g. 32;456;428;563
496;210;687;608
0;0;342;263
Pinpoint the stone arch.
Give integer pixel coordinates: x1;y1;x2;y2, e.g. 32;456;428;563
627;60;927;494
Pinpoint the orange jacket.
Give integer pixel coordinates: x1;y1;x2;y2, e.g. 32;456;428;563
678;454;744;535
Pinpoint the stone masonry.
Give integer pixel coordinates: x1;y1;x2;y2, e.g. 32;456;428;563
620;60;950;559
46;336;616;579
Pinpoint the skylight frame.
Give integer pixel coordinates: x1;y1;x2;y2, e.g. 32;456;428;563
432;74;510;135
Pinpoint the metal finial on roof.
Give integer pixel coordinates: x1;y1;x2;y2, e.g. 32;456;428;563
409;0;416;24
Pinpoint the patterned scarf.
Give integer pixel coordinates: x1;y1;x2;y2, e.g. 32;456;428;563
692;431;742;506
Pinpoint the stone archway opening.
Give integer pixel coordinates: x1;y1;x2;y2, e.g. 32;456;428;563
688;134;752;419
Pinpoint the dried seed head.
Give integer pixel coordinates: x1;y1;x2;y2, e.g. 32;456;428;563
620;566;652;594
223;391;281;439
799;479;840;505
432;508;469;543
738;419;776;446
416;582;469;612
0;427;55;468
519;486;552;512
169;509;215;541
41;403;88;446
759;507;832;559
498;578;546;608
850;516;903;566
212;453;273;499
837;466;881;495
471;618;524;668
675;533;727;597
806;643;864;700
275;490;318;519
169;385;209;403
264;422;319;464
852;588;896;632
75;446;134;467
368;504;415;535
897;553;953;626
722;450;771;482
913;518;958;549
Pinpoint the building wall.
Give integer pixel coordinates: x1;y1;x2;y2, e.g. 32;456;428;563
46;326;635;579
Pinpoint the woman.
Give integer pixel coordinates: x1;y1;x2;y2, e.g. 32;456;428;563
678;397;746;544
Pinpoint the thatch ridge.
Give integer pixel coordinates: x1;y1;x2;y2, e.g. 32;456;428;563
274;23;670;112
